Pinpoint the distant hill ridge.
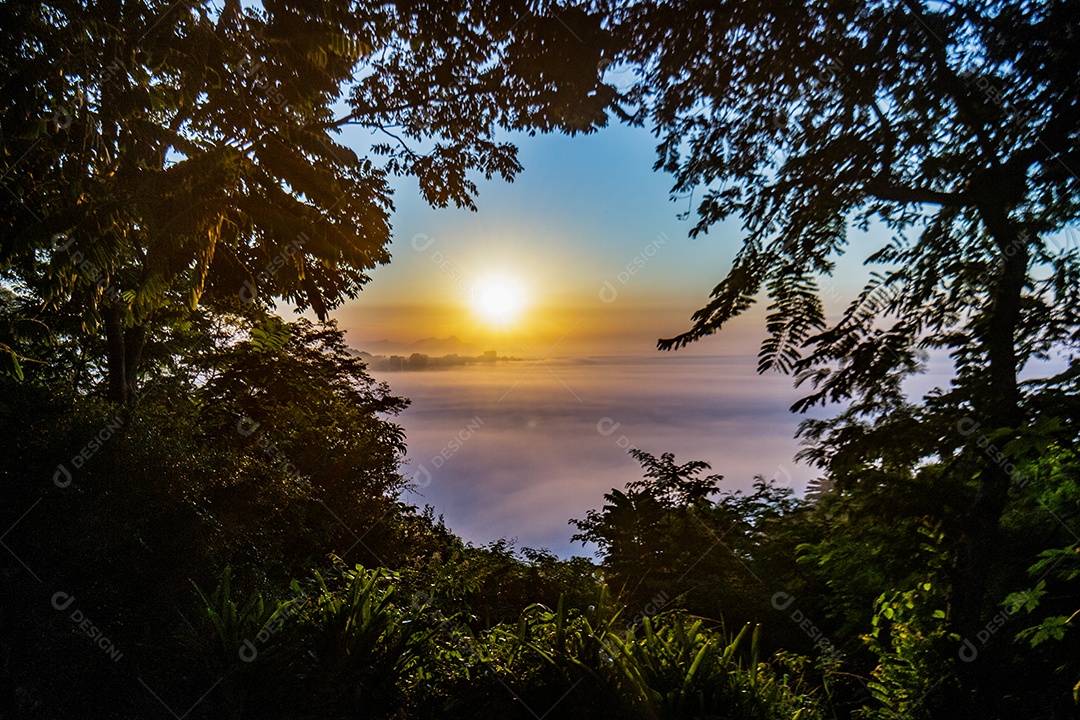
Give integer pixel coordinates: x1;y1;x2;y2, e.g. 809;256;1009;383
349;335;471;356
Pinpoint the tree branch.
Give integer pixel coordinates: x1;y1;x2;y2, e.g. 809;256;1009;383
898;0;1000;161
864;179;967;206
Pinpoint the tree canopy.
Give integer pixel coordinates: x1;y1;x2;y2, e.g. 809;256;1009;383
3;1;1080;718
0;0;617;402
612;0;1080;714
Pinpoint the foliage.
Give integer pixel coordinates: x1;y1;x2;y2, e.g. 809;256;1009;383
615;5;1080;714
192;566;275;664
191;563;435;718
607;618;819;720
1000;444;1080;706
616;0;1079;389
858;528;958;720
3;2;1080;719
572;449;807;634
183;564;823;720
0;0;620;402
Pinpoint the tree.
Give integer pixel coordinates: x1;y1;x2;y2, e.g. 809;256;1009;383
0;0;617;403
614;1;1079;710
572;449;803;630
0;311;431;715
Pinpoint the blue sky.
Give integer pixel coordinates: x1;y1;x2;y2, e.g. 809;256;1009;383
316;121;921;554
333;120;888;358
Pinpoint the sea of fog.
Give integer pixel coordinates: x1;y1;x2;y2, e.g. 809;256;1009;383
372;354;818;557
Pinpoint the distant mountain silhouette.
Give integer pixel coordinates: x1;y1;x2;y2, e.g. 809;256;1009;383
349;335;474;356
413;335;468;352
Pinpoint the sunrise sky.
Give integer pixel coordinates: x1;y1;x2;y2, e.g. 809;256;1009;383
324;121;898;554
333;122;883;357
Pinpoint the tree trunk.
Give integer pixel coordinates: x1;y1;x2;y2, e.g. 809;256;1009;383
123;322;146;402
104;304;127;405
103;304;146;406
947;204;1028;715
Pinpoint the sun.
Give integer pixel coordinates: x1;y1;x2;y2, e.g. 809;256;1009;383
472;274;527;327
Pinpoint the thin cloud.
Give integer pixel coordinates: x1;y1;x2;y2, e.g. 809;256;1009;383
387;355;811;556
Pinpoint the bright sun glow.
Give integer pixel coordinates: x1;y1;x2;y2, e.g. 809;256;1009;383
472;275;527;327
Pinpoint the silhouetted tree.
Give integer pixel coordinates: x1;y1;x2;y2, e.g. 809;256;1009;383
615;1;1079;711
0;0;617;403
572;449;802;627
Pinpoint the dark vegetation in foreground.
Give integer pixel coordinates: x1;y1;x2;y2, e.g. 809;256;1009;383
3;0;1080;717
1;317;1078;719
